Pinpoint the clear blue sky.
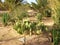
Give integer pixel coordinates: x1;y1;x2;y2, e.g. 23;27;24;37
26;0;36;4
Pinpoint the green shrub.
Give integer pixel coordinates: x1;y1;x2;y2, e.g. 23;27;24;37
13;19;47;35
45;8;52;17
36;13;42;21
37;22;47;31
52;7;60;45
13;14;47;35
30;22;37;30
9;18;16;25
2;13;10;26
17;12;28;20
13;19;30;34
52;8;60;25
51;29;59;45
13;19;37;35
51;24;60;45
13;21;24;34
35;22;48;35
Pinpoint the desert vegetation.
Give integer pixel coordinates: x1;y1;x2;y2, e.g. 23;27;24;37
0;0;60;45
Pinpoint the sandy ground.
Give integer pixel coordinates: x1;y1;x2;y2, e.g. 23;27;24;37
0;26;23;45
42;17;54;26
0;17;53;45
0;26;52;45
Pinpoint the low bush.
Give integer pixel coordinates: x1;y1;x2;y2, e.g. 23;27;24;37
51;28;60;45
36;13;42;21
45;8;52;17
17;11;28;20
2;13;10;26
13;21;24;34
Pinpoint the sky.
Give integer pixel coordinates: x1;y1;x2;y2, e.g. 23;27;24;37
1;0;36;4
26;0;36;4
1;0;5;3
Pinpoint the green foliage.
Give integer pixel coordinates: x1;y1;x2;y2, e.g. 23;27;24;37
37;22;47;32
36;0;48;7
30;22;37;30
13;18;37;34
52;5;60;45
12;0;52;35
22;19;31;31
0;3;9;10
52;28;60;45
52;0;60;25
56;8;60;25
9;4;29;22
36;13;42;21
31;0;51;17
31;2;39;11
5;0;23;11
13;16;47;35
22;20;37;35
13;19;30;34
2;13;10;26
52;3;60;44
17;12;28;20
45;8;52;17
13;21;24;34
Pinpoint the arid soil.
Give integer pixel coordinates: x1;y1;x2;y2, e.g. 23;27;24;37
0;17;53;45
0;26;52;45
